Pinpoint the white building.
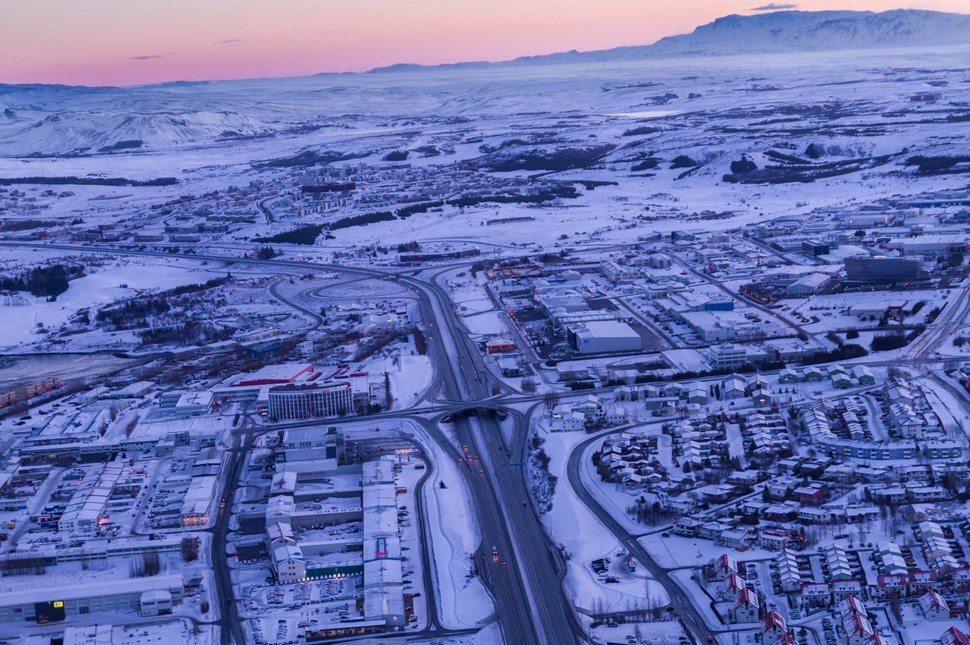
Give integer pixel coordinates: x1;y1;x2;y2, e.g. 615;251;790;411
711;344;747;370
570;320;642;354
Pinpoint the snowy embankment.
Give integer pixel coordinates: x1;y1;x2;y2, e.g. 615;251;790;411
410;421;494;628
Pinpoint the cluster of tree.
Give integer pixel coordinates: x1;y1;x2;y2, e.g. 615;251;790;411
95;277;229;331
905;155;970;175
729;156;758;174
253;149;367;169
330;211;395;231
411;328;428;355
139;321;234;347
167;276;230;297
592;361;787;391
382;150;409;161
622;126;661;137
0;176;176;187
98;139;143;152
413;145;440;157
253;224;325;245
396;201;444;219
97;297;171;329
474;144;616;172
130;550;161;577
625;497;677;526
0;219;57;232
801;343;868;365
871;324;925;352
528;433;557;514
670;154;698;169
397;241;420;252
0;264;81;298
181;536;200;562
353;330;407;363
573;180;618;190
631;157;660;172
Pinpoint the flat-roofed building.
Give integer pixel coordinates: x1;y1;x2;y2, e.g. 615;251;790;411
0;575;183;623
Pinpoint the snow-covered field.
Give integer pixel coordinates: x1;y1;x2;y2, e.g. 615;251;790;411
2;45;969;258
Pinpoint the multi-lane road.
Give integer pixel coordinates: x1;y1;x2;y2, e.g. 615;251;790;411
410;272;582;644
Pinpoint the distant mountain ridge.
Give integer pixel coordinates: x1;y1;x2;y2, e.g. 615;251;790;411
369;9;970;72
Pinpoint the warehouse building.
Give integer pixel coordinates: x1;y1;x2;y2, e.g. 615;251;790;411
180;475;218;527
233;363;316;387
784;272;833;297
568;320;642;354
0;575;183;623
886;235;967;257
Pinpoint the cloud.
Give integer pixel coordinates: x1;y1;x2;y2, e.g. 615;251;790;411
129;54;165;61
217;38;245;46
750;3;798;10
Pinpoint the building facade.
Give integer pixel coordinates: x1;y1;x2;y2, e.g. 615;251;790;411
268;383;354;420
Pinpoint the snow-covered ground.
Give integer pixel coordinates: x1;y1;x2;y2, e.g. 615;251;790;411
0;257;223;351
537;429;669;615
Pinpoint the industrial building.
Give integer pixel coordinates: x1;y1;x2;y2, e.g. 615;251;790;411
844;257;922;285
268;382;354;420
886;235;967;257
568;320;642;354
233;363;316;387
280;426;346;464
0;575;183;623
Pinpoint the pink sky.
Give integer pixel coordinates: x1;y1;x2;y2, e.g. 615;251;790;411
2;1;967;86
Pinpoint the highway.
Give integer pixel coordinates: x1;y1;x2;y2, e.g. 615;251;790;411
411;272;582;644
212;413;255;645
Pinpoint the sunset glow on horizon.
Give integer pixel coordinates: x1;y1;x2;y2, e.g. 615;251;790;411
3;0;969;86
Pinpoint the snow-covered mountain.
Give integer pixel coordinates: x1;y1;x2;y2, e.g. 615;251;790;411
373;9;970;70
644;9;970;57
